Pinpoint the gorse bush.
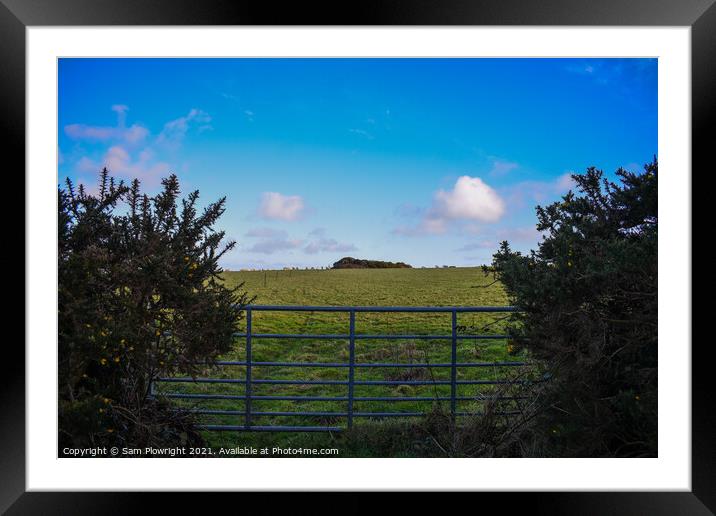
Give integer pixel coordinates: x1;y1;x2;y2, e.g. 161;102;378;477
58;169;252;451
486;159;657;457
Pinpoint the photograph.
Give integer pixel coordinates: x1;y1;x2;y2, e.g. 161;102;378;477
57;57;658;459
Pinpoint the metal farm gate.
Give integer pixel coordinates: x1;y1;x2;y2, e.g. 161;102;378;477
152;305;527;432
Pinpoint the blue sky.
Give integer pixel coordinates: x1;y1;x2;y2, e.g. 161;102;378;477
58;58;657;269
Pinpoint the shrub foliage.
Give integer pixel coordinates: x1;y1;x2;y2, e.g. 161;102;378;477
487;159;657;457
332;257;412;269
58;169;251;451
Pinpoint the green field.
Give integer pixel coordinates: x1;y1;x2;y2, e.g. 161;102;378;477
154;267;528;456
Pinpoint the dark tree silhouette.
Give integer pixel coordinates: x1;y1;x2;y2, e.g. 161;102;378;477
332;257;412;269
58;169;252;450
487;159;657;457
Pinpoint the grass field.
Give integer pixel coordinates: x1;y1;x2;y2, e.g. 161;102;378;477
154;267;528;456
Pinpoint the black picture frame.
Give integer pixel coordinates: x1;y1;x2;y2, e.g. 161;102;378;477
4;0;710;512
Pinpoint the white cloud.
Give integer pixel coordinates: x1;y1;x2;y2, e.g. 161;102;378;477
432;176;506;223
567;63;598;77
555;172;577;191
124;125;150;144
258;192;305;221
454;226;545;257
65;106;214;190
246;238;303;255
507;173;577;208
348;128;374;140
393;176;505;236
304;238;357;255
64;105;149;145
111;146;171;180
245;227;288;238
489;159;519;176
456;240;496;252
103;145;130;169
65;122;148;144
241;227;356;258
111;104;129;126
156;108;211;148
65;124;116;141
221;92;240;102
75;156;97;173
76;145;171;187
64;105;210;162
497;226;544;244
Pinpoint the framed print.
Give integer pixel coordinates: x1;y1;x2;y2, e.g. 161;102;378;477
5;0;712;512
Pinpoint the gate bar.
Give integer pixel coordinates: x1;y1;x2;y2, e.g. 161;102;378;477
244;307;252;429
242;305;519;312
202;361;526;368
163;393;527;401
156;377;523;386
451;309;458;422
230;333;510;340
347;309;356;429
